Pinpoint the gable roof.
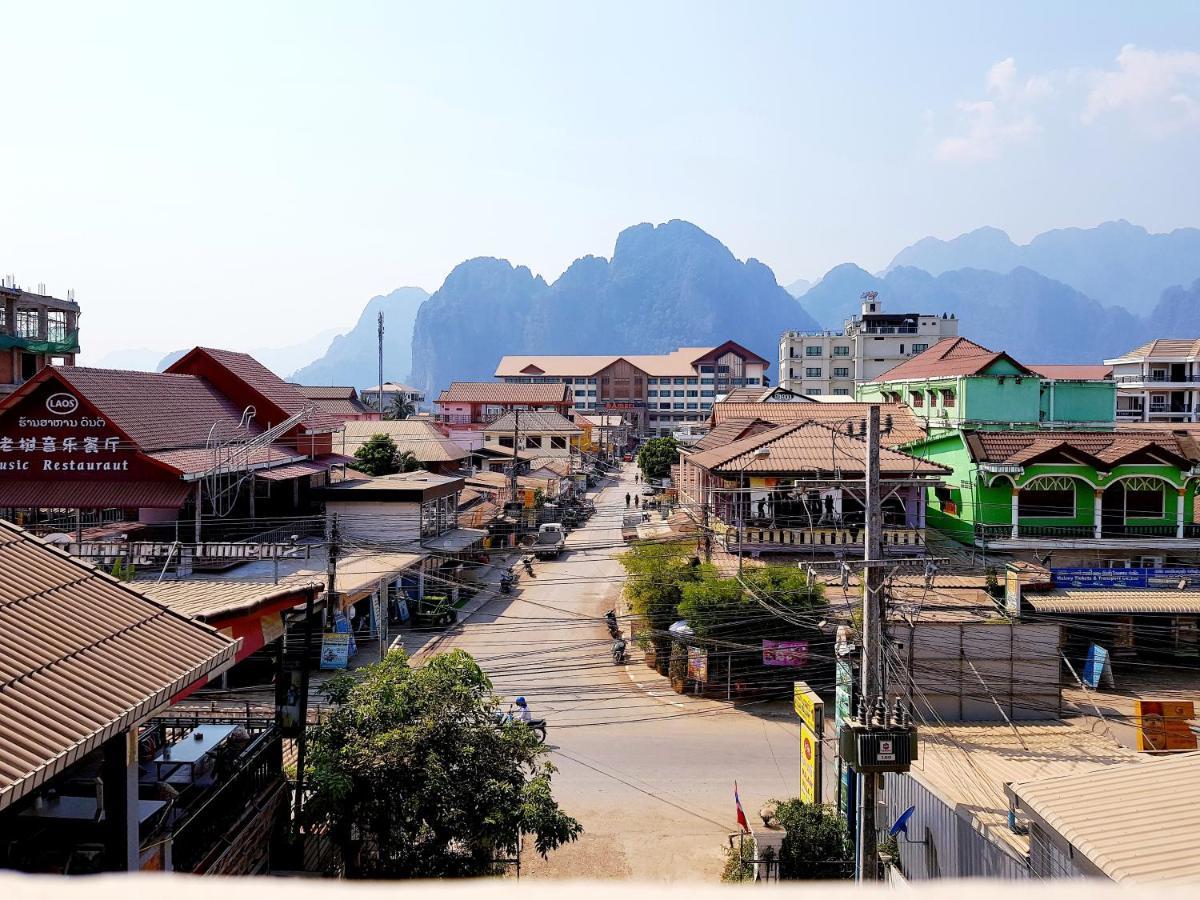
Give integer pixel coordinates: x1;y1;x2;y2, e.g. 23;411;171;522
686;420;950;477
44;366;264;451
438;382;571;405
0;520;237;811
339;420;468;463
168;347;343;434
495;343;769;379
872;337;1036;382
483;411;582;435
1108;338;1200;363
964;429;1200;467
708;401;926;448
1026;364;1113;380
717;386;807;403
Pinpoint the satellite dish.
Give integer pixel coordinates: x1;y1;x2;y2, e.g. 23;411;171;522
889;806;916;837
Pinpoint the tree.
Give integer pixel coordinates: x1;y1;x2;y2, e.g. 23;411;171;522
677;565;824;641
619;541;699;671
396;449;423;472
353;433;400;476
386;394;416;420
636;435;678;481
305;650;581;878
773;798;852;880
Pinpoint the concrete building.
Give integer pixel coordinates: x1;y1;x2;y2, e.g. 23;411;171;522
495;341;770;437
779;292;959;396
361;381;425;414
1106;339;1200;423
0;279;80;397
482;410;582;460
296;385;380;423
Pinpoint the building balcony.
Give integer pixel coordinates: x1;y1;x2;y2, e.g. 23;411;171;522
1114;374;1200;386
717;518;925;555
974;522;1200;550
0;330;81;355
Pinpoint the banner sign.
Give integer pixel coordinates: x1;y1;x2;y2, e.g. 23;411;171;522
1134;700;1198;752
319;633;351;670
793;680;824;732
799;723;822;805
687;646;708;682
764;639;809;667
1053;567;1200;589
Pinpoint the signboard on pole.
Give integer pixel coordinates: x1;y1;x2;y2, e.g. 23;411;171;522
795;681;824;805
765;639;809;667
687;646;708;682
320;633;351;670
1052;566;1200;589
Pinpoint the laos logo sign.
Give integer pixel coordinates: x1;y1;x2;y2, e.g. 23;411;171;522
46;393;80;416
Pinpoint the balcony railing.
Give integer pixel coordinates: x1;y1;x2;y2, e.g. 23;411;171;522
975;523;1200;541
857;325;919;335
1115;374;1200;385
718;519;924;551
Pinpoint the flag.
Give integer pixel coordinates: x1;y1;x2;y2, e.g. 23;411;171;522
734;781;750;833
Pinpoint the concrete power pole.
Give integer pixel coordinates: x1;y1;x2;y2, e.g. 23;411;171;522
376;311;385;416
509;407;520;504
855;404;885;881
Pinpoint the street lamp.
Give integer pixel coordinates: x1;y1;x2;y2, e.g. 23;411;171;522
737;447;771;576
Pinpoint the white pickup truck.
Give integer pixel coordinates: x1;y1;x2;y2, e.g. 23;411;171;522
532;522;567;559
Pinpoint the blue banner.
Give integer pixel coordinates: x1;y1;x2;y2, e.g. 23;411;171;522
1052;567;1200;589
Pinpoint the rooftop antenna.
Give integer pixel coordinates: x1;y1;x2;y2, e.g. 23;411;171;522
201;402;313;517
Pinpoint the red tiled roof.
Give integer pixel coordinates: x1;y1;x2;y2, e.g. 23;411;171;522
687;420;950;477
0;480;194;509
168;348;344;434
872;337;1036;382
1026;364;1113;380
297;385;358;400
708;402;925;448
964;429;1199;466
256;453;355;482
50;367;262;451
146;445;305;477
438;382;571;405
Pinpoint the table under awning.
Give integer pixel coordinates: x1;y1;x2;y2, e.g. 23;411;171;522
0;480;193;510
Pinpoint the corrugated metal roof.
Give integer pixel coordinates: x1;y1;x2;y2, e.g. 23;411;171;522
1008;751;1200;882
906;723;1141;860
1028;589;1200;614
134;579;321;621
0;479;193;510
339;420;467;463
0;520;237;810
438;382;571;404
289;551;421;600
484;411;582;435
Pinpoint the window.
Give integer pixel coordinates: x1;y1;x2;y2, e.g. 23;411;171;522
673;390;685;397
686;377;698;385
575;389;586;396
660;402;671;409
499;435;515;449
686;402;698;410
701;390;714;397
15;308;39;338
912;343;929;354
700;376;714;384
808;388;822;395
909;390;924;408
806;346;822;357
647;390;658;397
1125;480;1164;518
674;377;686;385
686;390;698;397
550;436;567;450
647;378;657;385
833;388;850;395
745;377;760;384
805;367;822;378
941;390;956;408
699;365;714;373
833;367;850;378
833;346;850;357
789;348;796;358
673;402;684;410
47;311;67;342
1021;486;1075;518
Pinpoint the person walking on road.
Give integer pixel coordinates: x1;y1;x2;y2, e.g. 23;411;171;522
625;492;631;507
634;495;640;509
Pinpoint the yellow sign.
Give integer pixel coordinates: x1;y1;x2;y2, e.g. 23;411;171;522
1135;700;1197;752
799;722;821;804
793;680;823;732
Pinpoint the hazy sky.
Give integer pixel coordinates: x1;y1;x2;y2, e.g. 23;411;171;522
2;1;1199;362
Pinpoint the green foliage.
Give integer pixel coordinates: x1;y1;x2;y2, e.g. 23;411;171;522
532;488;547;508
306;649;581;878
985;566;1000;596
773;798;853;880
618;541;699;632
668;640;688;683
637;435;678;481
109;559;136;581
353;433;401;476
396;449;423;473
721;835;757;883
385;395;416;420
678;565;824;640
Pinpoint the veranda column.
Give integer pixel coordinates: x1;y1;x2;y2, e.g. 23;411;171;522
1177;487;1187;539
1094;489;1103;539
1011;486;1020;539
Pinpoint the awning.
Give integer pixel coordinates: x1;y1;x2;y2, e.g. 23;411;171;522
421;528;488;553
1027;589;1200;615
0;480;193;510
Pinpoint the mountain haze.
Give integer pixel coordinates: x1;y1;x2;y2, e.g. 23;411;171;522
409;220;819;395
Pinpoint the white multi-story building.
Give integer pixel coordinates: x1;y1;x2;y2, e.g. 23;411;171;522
779;292;959;395
1106;339;1200;423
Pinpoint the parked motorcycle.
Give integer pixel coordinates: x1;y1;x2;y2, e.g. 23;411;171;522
521;556;535;577
604;609;621;638
499;570;515;594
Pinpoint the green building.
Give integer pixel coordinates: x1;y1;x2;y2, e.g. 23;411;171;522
858;338;1200;566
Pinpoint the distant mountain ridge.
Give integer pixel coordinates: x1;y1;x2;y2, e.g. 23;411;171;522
886;220;1200;315
409;220;819;395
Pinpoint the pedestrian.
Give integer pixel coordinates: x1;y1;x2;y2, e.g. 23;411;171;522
625;492;631;507
634;495;640;508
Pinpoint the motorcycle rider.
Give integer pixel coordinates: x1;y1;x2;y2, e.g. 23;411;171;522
511;696;532;724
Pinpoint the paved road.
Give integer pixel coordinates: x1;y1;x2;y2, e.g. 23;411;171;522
415;465;800;880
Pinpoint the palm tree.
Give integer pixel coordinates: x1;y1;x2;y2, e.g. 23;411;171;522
385;394;415;420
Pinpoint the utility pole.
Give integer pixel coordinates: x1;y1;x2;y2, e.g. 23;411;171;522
376;311;385;416
325;513;340;628
856;404;885;882
509;407;520;504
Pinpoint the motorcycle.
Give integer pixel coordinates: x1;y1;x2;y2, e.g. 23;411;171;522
497;710;548;743
604;609;621;638
499;570;515;594
611;638;628;664
521;556;535;577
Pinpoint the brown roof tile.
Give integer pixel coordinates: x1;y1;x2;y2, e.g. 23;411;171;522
1026;364;1113;380
0;480;194;510
0;520;237;810
147;445;305;477
708;402;925;448
872;337;1036;382
687;420;950;477
339;420;467;463
438;382;571;405
968;429;1199;466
